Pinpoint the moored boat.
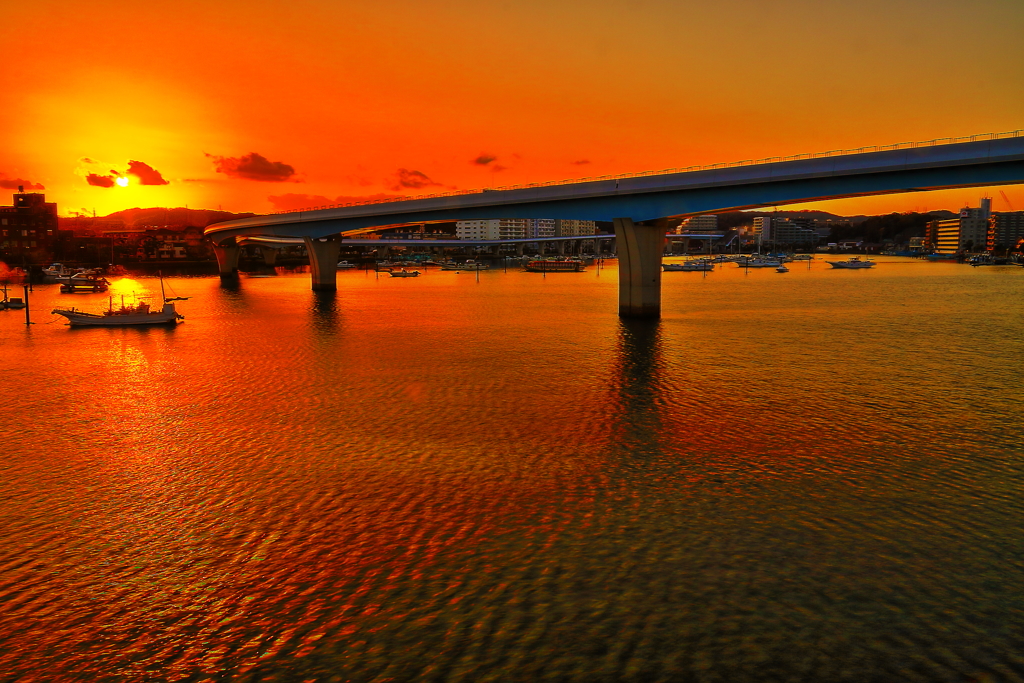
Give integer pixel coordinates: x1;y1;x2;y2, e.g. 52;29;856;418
388;269;420;277
736;257;784;268
663;259;713;272
52;275;186;326
524;259;585;272
826;257;875;269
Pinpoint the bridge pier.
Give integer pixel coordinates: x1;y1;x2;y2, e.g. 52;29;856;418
213;242;240;279
261;248;278;266
614;217;664;318
303;236;342;291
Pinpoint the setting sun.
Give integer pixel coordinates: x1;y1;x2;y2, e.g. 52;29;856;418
115;176;129;187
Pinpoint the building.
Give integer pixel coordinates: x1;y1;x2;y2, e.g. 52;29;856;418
0;188;59;255
989;211;1024;251
554;219;597;237
752;216;771;240
770;219;819;245
678;215;718;232
928;199;991;253
456;218;558;240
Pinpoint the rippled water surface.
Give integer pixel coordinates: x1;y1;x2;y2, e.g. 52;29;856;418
2;259;1023;682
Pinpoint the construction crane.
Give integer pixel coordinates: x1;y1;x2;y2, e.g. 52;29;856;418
999;190;1015;211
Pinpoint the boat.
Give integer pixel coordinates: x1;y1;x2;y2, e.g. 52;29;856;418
4;296;26;310
736;257;783;268
524;259;585;272
441;260;490;271
826;257;875;269
663;259;713;272
336;260;358;269
52;276;186;326
925;253;958;261
388;269;420;277
60;280;109;293
776;264;789;273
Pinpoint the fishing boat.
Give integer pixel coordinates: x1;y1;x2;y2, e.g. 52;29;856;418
826;257;875;269
52;275;186;326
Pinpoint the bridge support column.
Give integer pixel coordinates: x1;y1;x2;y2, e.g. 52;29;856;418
303;236;342;291
614;217;663;318
261;248;278;266
213;242;240;279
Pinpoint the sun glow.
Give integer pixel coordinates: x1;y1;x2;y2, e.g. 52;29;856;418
115;176;129;187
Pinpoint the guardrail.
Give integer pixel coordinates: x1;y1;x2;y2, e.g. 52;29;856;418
270;129;1023;216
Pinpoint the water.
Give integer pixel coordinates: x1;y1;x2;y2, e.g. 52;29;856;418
2;259;1023;682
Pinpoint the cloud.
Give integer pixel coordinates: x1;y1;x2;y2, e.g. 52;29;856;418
268;192;405;211
127;160;169;185
86;173;117;188
0;176;44;190
206;152;296;182
472;153;498;166
387;168;445;191
572;159;591;165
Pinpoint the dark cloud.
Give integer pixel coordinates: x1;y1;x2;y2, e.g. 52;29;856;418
127;160;169;185
388;168;444;191
80;157;95;163
268;192;405;211
206;152;296;182
86;173;116;188
572;159;591;165
472;154;497;166
0;177;44;190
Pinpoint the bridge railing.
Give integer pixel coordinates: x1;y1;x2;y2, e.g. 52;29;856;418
270;129;1023;216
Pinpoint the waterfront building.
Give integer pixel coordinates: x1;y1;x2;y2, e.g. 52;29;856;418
753;216;771;240
771;219;819;245
456;219;557;241
989;211;1024;251
929;199;991;253
678;215;718;232
0;188;59;254
554;219;597;237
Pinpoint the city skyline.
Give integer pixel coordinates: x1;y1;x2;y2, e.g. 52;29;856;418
3;0;1022;217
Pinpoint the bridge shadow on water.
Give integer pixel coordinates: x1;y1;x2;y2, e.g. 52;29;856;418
309;290;341;335
613;318;667;458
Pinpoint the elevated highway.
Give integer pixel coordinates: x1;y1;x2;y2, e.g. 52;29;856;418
206;132;1024;317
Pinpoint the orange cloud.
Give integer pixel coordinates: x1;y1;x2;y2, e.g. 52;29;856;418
86;173;116;188
0;175;44;190
127;160;169;185
206;152;296;182
387;168;445;191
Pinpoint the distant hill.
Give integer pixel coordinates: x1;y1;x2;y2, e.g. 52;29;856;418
60;207;256;232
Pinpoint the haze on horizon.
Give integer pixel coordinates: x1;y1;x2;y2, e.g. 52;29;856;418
2;0;1022;218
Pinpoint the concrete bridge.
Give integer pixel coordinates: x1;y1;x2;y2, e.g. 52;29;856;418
206;131;1024;317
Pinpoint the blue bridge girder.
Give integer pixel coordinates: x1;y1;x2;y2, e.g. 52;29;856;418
206;135;1024;245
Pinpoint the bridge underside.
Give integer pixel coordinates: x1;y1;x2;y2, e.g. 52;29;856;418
206;138;1024;317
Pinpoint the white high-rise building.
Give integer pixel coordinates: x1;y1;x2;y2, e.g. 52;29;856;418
554;219;597;237
457;218;558;240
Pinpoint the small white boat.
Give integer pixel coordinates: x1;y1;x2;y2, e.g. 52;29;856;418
826;257;875;269
388;269;420;278
663;259;714;272
441;260;489;271
336;260;357;269
737;257;783;268
776;264;789;273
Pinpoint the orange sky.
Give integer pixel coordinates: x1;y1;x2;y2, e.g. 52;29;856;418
2;0;1022;218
